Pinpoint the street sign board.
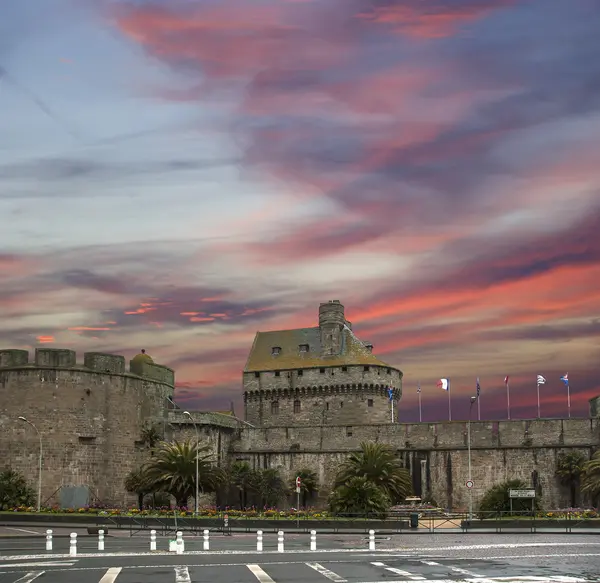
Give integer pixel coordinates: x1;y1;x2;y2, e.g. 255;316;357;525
509;489;536;498
466;480;474;489
296;476;301;494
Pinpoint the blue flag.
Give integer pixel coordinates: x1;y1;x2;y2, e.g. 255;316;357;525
387;387;394;401
560;373;569;386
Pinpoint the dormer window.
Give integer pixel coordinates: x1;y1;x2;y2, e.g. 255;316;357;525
272;346;281;356
299;344;309;353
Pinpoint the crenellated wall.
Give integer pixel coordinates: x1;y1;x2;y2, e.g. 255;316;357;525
0;348;175;507
243;364;402;426
230;418;600;510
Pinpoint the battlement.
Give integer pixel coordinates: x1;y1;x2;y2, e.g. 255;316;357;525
0;348;174;387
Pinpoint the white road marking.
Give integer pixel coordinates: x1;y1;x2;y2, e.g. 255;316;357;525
13;573;44;583
0;562;76;569
420;560;483;578
247;564;276;582
174;566;191;583
371;561;425;580
306;562;348;582
99;567;122;583
354;579;585;583
5;527;41;535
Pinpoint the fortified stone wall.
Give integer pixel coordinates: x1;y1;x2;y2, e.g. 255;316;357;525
591;395;600;418
0;348;175;507
243;365;402;426
230;418;600;510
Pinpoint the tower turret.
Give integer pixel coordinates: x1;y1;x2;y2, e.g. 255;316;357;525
319;300;346;356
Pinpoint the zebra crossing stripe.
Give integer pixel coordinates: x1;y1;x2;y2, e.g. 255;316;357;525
247;564;277;583
98;567;122;583
306;562;347;582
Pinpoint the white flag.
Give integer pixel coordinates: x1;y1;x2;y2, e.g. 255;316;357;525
537;375;546;385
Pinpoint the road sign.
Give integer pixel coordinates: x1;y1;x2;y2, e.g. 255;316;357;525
466;480;474;489
509;489;536;498
296;476;301;493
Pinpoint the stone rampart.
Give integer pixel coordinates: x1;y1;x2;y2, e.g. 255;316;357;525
0;348;175;507
231;418;600;510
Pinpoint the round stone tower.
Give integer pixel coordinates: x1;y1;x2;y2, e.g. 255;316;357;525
243;301;403;427
0;348;174;508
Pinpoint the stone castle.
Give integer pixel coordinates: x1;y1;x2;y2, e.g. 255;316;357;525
0;300;598;510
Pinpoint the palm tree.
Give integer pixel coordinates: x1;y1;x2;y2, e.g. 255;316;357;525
247;468;288;508
227;461;253;509
581;450;600;504
290;469;319;508
556;451;586;507
333;442;412;503
329;476;390;517
143;440;223;507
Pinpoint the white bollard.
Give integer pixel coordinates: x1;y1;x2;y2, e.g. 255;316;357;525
169;539;177;552
277;530;284;553
256;530;263;552
150;529;157;551
176;531;184;555
98;529;105;551
69;532;77;557
203;529;210;551
368;529;375;551
45;530;53;551
310;530;316;551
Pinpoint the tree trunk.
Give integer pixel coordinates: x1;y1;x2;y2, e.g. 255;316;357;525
570;480;576;508
138;493;144;510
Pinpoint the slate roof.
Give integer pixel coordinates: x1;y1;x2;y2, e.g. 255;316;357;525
244;325;393;372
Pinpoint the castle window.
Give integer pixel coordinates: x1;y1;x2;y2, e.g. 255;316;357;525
368;399;373;407
342;366;348;372
254;372;260;378
340;401;344;408
275;371;280;377
298;370;303;376
271;401;279;415
346;426;353;437
293;399;301;414
272;346;281;356
387;368;391;374
363;366;370;372
319;368;325;374
326;402;329;410
299;344;309;353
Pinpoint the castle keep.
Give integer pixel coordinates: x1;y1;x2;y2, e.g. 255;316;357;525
1;300;599;509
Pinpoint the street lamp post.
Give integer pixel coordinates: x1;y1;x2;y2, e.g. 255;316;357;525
467;396;476;521
183;411;199;516
18;416;42;512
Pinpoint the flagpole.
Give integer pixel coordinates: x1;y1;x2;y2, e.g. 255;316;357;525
391;398;394;423
418;390;422;422
477;393;481;421
506;381;511;420
567;383;571;419
448;381;452;421
537;382;541;418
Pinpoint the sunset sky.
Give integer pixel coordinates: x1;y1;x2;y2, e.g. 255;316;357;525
1;0;599;422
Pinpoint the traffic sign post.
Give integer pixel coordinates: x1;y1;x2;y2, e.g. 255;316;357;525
466;480;474;489
295;477;301;527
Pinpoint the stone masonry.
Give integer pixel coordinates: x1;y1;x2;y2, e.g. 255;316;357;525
0;348;174;507
243;300;402;427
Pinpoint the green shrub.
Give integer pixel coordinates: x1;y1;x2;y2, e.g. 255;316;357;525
328;476;390;518
478;479;541;516
0;470;35;510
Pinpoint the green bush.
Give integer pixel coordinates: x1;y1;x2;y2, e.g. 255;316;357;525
0;470;35;510
478;479;541;516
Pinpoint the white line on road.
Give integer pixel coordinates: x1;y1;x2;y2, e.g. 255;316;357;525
306;562;348;582
99;567;122;583
247;564;276;582
13;573;44;583
0;562;76;569
174;566;191;583
371;561;425;580
5;527;42;535
420;560;483;578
